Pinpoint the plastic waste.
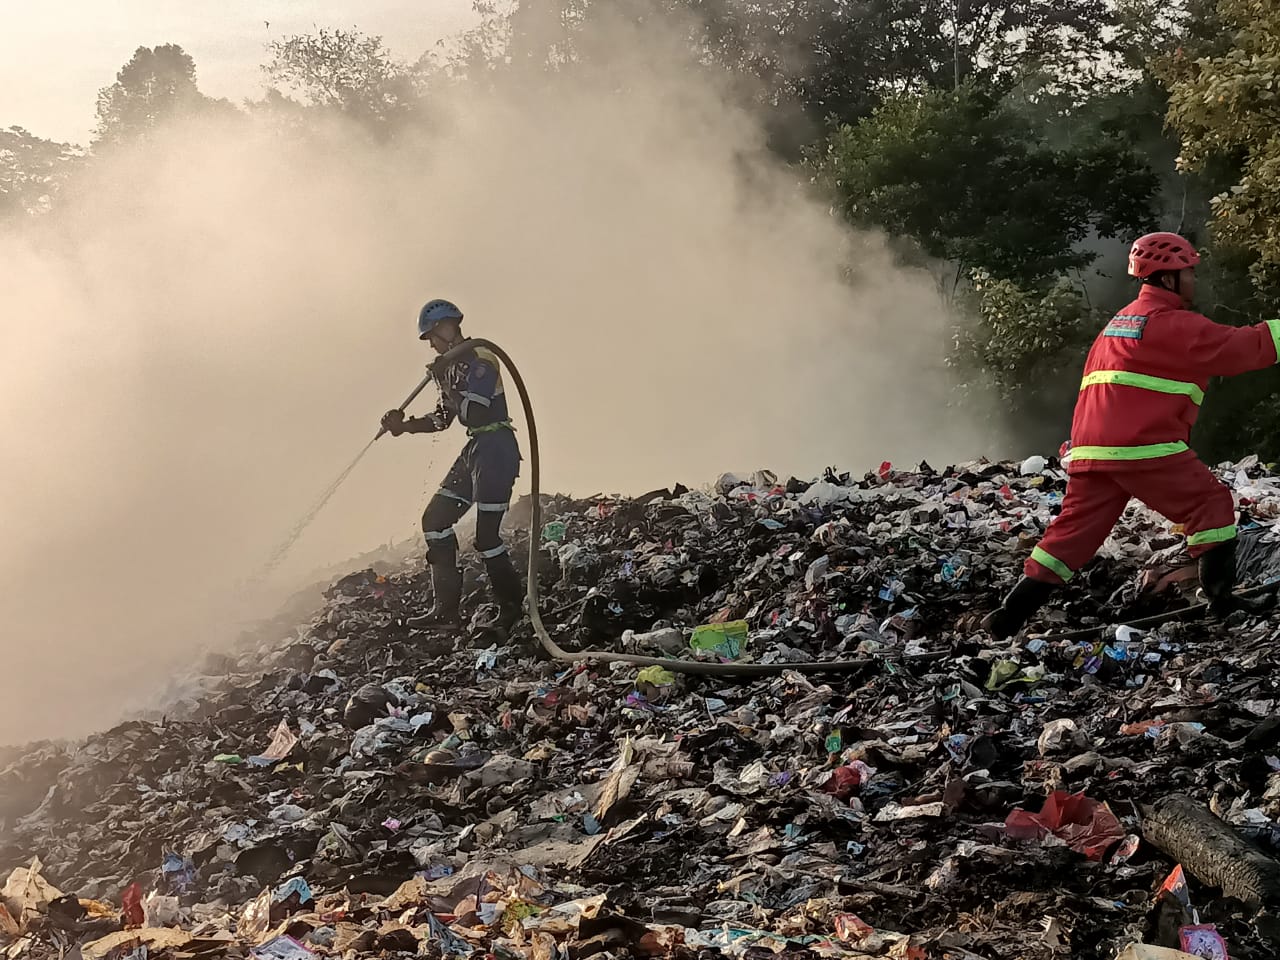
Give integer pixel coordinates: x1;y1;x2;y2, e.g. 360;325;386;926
252;935;317;959
1005;790;1125;860
1020;455;1048;475
142;892;180;927
635;665;676;687
0;859;63;933
689;620;748;660
247;719;298;766
343;683;400;729
1178;925;1228;959
620;626;684;655
5;454;1280;960
1114;948;1200;960
1038;718;1088;755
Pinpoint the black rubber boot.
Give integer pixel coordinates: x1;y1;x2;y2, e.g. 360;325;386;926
408;541;463;629
1197;540;1274;616
1198;540;1237;617
982;576;1056;641
484;551;524;632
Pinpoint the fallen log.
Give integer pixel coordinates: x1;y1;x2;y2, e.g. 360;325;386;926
1142;794;1280;907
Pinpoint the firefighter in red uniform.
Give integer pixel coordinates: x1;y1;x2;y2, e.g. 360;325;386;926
985;232;1280;640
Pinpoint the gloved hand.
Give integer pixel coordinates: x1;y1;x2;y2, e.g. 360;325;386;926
380;409;406;436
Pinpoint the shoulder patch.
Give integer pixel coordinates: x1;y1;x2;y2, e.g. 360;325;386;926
1104;314;1148;340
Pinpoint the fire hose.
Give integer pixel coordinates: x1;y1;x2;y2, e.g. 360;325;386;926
422;339;1275;676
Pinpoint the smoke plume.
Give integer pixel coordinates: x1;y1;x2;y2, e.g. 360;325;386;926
0;8;997;741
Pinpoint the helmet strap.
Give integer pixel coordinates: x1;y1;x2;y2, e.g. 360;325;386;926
1144;271;1180;294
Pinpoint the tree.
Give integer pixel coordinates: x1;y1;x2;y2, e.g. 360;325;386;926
1149;0;1280;462
1163;0;1280;289
448;0;1115;128
711;0;1113;114
262;30;425;133
0;127;79;219
950;270;1100;441
94;44;234;148
814;86;1157;286
1111;0;1216;73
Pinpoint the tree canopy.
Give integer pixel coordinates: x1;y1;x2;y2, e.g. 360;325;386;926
9;0;1280;459
262;29;425;133
0;127;79;218
94;44;233;148
815;87;1157;286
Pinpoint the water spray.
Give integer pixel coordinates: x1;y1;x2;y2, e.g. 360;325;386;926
254;370;435;580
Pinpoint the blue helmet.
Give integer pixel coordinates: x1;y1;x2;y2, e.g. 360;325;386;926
418;299;463;339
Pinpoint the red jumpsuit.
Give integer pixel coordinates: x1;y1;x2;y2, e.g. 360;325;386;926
1026;285;1280;585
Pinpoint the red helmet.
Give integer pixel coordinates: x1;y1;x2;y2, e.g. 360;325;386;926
1128;232;1200;278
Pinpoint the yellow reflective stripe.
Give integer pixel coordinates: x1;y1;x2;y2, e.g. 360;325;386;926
1070;441;1189;462
1267;319;1280;361
1080;370;1204;406
1187;524;1237;547
473;346;507;395
1031;547;1074;582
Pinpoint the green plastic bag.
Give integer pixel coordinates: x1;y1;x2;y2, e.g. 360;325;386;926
690;620;749;660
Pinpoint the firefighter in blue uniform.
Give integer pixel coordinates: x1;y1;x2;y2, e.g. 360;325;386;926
380;299;523;630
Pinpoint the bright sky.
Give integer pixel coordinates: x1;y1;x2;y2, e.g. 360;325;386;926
1;1;478;143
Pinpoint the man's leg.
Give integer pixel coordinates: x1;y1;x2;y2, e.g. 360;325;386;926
985;470;1130;640
1121;458;1250;616
413;458;473;627
471;435;523;631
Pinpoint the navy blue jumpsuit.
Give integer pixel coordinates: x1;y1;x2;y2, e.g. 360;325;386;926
420;343;522;560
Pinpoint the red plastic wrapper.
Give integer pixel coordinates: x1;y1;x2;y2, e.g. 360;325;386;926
821;766;864;801
121;882;144;929
1159;864;1192;911
1180;923;1229;959
1120;719;1165;736
1004;790;1125;861
834;913;875;943
821;761;874;801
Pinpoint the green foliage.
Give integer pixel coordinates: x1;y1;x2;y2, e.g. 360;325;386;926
737;0;1115;120
1164;0;1280;289
951;270;1097;428
0;127;79;219
1111;0;1206;71
263;30;426;133
441;0;1119;160
815;87;1157;285
1151;0;1280;463
18;0;1280;462
453;0;1113;121
94;44;234;149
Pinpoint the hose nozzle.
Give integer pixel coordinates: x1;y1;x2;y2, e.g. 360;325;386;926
374;369;435;440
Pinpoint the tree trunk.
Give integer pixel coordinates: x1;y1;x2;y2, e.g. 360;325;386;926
1143;794;1280;908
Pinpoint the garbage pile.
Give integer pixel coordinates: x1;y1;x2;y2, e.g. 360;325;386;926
6;457;1280;960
